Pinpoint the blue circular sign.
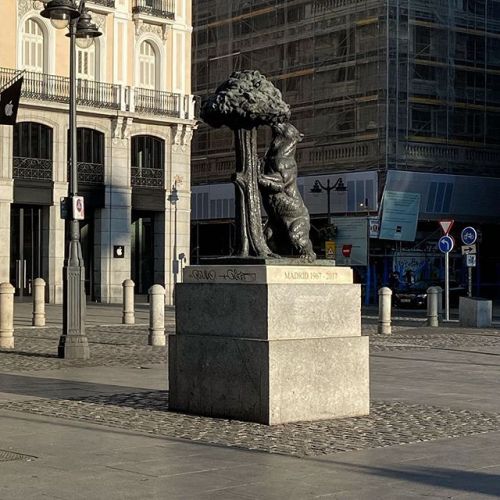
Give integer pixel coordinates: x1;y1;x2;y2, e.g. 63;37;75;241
438;235;455;253
461;226;477;246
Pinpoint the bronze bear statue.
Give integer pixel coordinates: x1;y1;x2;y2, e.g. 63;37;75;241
259;123;316;261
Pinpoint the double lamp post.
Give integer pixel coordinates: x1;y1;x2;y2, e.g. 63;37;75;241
40;0;101;359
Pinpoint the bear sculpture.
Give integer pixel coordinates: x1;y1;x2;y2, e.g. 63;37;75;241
259;123;316;261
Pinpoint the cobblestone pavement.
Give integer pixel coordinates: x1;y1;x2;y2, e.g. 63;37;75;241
1;392;500;458
369;326;500;351
0;322;173;372
0;449;36;462
2;314;499;370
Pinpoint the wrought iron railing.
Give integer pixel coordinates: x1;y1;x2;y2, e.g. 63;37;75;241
134;87;180;117
131;166;164;188
132;0;175;18
0;68;120;109
76;162;105;184
13;157;52;180
87;0;115;7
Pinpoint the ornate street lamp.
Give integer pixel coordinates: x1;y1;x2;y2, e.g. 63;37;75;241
168;184;179;304
310;177;347;223
40;0;101;360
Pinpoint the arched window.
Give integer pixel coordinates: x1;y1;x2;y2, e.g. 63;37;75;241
138;41;157;89
22;19;45;72
77;44;96;81
13;122;53;180
131;135;164;187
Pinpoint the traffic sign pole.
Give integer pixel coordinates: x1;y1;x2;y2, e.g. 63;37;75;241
444;252;449;321
438;235;454;321
461;227;478;298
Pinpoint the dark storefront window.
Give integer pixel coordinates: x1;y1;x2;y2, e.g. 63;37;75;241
13;122;53;180
131;135;165;188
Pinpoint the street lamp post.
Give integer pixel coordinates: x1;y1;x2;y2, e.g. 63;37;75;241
168;183;179;304
41;0;101;359
310;177;347;223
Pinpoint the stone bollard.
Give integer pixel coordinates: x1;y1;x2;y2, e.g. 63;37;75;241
426;287;439;327
378;287;392;334
435;286;443;321
148;284;165;346
122;279;135;325
32;278;46;327
0;282;15;349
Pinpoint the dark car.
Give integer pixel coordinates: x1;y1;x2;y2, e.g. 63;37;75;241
393;280;466;308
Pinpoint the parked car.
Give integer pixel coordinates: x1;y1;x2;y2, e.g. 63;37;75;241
393;280;466;308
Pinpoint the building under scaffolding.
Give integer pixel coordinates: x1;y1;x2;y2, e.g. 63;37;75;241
190;0;500;298
192;0;500;183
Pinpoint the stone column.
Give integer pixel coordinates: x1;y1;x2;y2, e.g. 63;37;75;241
45;184;67;304
162;124;193;305
95;123;132;303
378;287;392;334
148;284;165;346
0;282;15;349
32;278;46;327
0;126;13;283
122;279;135;324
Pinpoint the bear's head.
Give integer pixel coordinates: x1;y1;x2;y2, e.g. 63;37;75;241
268;123;303;158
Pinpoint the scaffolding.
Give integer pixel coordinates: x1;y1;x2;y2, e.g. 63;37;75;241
192;0;500;184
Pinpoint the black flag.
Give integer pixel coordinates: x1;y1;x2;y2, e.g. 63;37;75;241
0;76;23;126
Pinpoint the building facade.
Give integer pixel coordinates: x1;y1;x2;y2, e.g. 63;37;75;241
191;0;500;298
0;0;194;304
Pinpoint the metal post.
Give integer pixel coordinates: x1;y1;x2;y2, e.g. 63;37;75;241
326;179;331;224
59;18;89;360
32;278;46;327
378;287;392;334
467;267;472;298
445;251;450;321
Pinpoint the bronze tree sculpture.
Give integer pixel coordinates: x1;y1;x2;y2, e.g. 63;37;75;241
201;70;291;258
201;70;315;261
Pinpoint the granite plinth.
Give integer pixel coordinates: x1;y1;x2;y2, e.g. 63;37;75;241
170;264;369;425
459;297;492;328
169;335;369;425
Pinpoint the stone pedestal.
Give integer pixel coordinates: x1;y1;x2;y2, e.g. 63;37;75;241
169;264;369;425
459;297;492;328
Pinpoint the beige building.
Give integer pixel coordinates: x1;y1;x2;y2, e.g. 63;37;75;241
0;0;194;304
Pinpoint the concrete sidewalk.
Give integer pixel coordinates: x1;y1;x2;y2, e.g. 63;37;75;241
0;319;499;499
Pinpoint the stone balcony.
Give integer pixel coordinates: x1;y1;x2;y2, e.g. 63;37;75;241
0;67;194;120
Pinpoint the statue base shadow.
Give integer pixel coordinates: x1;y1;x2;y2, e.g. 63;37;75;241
169;262;369;425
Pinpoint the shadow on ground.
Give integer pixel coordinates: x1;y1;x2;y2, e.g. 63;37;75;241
0;373;154;400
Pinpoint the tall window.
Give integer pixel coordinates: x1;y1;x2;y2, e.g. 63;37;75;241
131;135;164;187
138;41;157;89
66;128;105;184
13;122;53;180
23;19;45;72
77;45;96;81
14;122;52;160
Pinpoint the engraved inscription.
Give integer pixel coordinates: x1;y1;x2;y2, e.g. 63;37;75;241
283;270;339;281
189;269;217;281
187;268;257;283
220;269;257;282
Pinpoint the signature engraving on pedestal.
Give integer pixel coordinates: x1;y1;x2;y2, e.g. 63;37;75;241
220;269;257;282
187;268;257;283
189;269;217;281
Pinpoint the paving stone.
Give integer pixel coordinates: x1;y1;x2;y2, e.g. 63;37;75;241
1;393;499;458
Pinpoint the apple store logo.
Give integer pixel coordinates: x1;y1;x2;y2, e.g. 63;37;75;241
113;245;125;258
